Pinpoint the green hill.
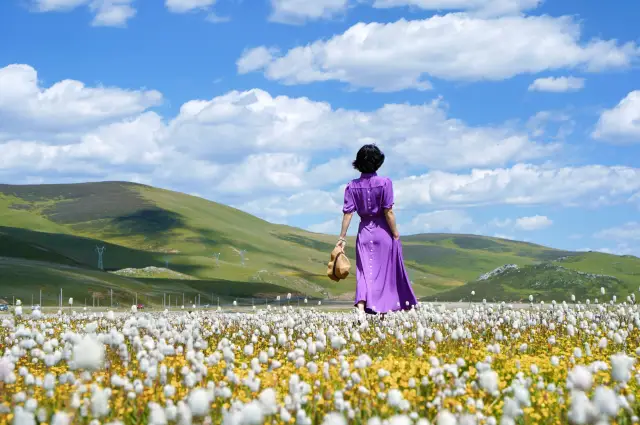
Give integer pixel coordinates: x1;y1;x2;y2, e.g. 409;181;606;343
423;261;632;303
0;181;636;306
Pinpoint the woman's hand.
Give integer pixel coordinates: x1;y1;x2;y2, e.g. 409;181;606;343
392;232;400;240
336;237;346;250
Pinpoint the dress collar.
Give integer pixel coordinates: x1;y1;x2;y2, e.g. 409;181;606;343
360;172;377;178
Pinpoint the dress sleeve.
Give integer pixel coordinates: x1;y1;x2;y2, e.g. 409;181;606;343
382;178;394;210
342;184;356;214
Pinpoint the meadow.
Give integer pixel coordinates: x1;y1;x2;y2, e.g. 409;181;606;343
2;181;640;307
1;292;639;425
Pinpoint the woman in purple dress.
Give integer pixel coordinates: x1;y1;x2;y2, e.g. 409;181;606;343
336;144;418;320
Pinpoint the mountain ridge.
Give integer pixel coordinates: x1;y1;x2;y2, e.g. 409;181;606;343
0;181;636;304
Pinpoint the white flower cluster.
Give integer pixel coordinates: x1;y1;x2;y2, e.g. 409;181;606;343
1;298;640;424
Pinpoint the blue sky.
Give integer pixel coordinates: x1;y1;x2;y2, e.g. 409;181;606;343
1;0;639;255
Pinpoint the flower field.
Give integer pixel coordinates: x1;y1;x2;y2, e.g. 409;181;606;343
1;294;640;425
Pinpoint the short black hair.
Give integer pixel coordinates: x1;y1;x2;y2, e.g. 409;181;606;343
352;144;385;174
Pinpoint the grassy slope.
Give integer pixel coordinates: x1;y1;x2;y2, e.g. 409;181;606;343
2;181;635;304
423;262;629;302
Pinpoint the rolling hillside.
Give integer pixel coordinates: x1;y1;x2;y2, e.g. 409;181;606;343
0;181;636;306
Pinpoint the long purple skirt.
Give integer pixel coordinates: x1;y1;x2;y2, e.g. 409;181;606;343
354;216;417;314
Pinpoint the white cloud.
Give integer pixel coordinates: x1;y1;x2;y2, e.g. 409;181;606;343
307;215;360;235
526;111;575;140
489;218;512;228
3;63;640;235
403;209;474;234
269;0;349;24
393;164;640;209
595;222;640;241
592;90;640;143
237;47;279;74
31;0;136;26
167;88;556;169
238;190;342;223
267;0;541;25
528;76;585;93
514;215;552;230
0;64;162;134
238;14;638;91
372;0;541;16
165;0;216;13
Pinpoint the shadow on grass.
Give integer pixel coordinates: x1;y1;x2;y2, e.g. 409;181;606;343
0;226;208;277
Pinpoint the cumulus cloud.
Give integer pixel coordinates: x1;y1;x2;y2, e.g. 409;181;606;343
165;0;217;13
371;0;542;16
595;222;640;241
31;0;136;26
167;88;556;169
393;164;640;209
3;63;640;234
528;76;585;93
238;14;638;91
0;64;162;135
238;190;342;223
592;91;640;143
403;209;474;234
267;0;541;24
269;0;349;24
514;215;553;230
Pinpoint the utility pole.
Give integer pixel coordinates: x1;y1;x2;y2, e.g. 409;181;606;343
60;288;62;308
96;246;106;270
39;289;42;307
110;289;113;307
182;293;184;306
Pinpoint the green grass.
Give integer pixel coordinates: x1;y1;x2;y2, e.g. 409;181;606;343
423;261;633;302
1;181;638;303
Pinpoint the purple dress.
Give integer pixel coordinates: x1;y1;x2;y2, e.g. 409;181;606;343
343;172;418;314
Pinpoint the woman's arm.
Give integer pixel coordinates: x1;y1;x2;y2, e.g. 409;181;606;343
337;212;353;247
384;208;400;240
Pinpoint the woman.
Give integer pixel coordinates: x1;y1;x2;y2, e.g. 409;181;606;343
336;144;417;320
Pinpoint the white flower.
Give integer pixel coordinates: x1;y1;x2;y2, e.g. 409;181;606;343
387;389;403;407
601;287;605;295
131;305;137;313
436;410;457;425
91;388;110;417
611;354;635;383
567;366;593;391
68;298;73;306
322;412;347;425
471;291;475;296
478;370;499;394
149;403;168;425
51;412;71;425
188;388;210;417
72;336;105;371
593;386;619;417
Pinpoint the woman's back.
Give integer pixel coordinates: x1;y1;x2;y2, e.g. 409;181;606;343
343;172;394;218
